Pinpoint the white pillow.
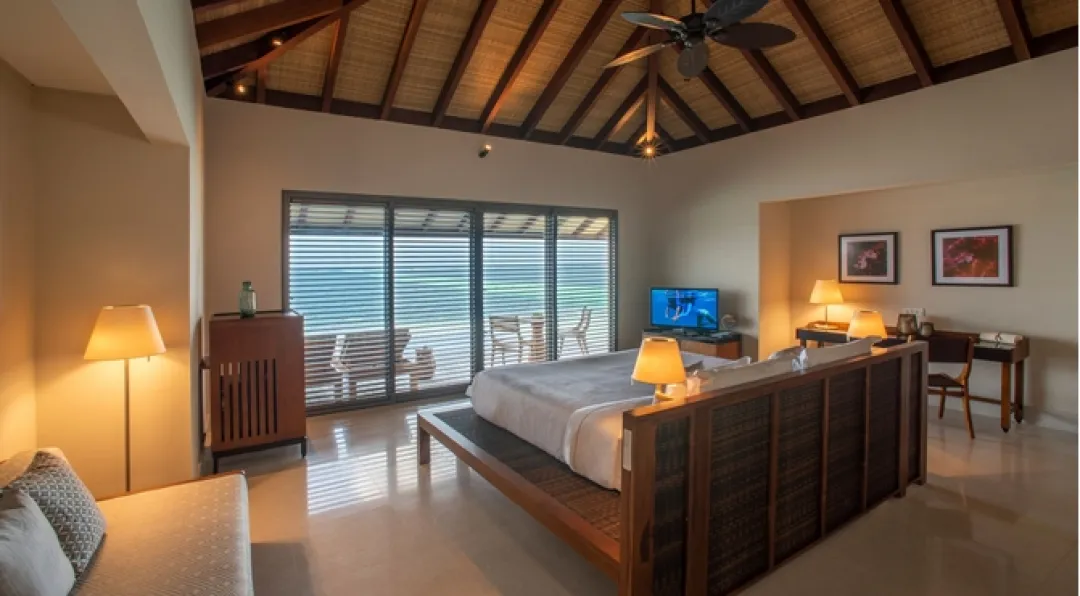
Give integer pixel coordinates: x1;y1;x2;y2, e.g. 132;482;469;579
685;357;752;396
0;490;76;596
799;337;877;369
699;357;797;393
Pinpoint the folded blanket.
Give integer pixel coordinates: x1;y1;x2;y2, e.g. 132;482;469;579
978;332;1024;345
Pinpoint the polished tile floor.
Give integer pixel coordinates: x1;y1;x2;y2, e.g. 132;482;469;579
226;401;1077;595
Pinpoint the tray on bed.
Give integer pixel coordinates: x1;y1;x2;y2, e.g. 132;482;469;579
420;407;622;579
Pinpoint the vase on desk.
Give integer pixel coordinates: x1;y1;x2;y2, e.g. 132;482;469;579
918;322;935;337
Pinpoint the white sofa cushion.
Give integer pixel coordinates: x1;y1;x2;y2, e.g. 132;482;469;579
700;357;798;393
76;474;253;596
798;338;876;370
0;490;75;596
685;356;752;396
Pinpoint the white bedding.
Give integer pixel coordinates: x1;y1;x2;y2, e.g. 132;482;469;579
469;349;730;490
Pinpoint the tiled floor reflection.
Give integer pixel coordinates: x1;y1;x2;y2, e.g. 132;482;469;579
223;401;1078;595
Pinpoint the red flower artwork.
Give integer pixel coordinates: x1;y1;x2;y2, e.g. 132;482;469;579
942;235;999;278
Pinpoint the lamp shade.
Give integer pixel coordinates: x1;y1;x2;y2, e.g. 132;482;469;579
632;337;686;385
809;280;844;305
84;305;166;361
847;310;887;340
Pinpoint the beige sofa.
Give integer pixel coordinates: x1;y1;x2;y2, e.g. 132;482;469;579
76;471;254;595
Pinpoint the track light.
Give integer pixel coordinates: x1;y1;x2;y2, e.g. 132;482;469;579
233;82;247;95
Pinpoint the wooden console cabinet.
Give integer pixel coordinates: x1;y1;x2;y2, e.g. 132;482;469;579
208;311;307;471
642;329;743;360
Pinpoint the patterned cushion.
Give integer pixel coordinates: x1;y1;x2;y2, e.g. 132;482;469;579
0;489;76;596
5;452;106;577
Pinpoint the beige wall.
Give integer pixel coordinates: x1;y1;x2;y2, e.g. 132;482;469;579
757;202;791;359
32;88;195;496
657;50;1077;374
0;60;37;458
204;99;657;349
786;166;1078;429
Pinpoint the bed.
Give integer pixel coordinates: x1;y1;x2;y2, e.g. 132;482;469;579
469;349;731;490
419;342;929;595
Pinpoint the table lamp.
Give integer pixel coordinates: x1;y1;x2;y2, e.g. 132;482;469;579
632;337;686;401
809;280;844;330
84;305;166;492
847;310;887;340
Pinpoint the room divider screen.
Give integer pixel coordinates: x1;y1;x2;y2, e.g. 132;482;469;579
284;193;617;413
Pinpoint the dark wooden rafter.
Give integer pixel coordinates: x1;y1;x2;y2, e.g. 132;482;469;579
201;18;320;80
321;17;348;112
594;78;647;148
195;0;340;49
877;0;934;87
207;0;374;97
191;0;246;11
480;0;563;134
780;0;861;106
381;0;430;119
655;125;676;149
643;0;663;144
626;121;648;153
557;28;648;143
994;0;1032;61
697;70;752;132
657;78;709;142
520;0;623;139
742;49;803;121
256;65;267;103
433;0;497;127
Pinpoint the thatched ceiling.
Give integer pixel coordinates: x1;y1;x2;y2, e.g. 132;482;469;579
196;0;1076;156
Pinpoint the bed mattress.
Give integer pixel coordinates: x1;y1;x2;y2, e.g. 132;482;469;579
469;349;729;490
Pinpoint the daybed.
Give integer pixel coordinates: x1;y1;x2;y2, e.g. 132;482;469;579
418;341;928;595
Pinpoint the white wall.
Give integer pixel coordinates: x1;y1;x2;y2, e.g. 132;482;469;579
657;49;1078;344
0;60;37;458
204;99;658;349
787;166;1078;429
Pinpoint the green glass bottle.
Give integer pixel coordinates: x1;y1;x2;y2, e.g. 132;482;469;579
239;281;257;318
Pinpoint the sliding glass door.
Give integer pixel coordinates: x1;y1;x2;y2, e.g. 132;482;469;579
285;194;616;413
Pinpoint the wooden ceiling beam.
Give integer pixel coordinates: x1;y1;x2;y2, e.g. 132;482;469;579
557;28;648;143
657;78;710;142
206;0;374;96
479;0;563;134
655;125;676;149
780;0;861;105
521;0;623;139
877;0;934;87
191;0;246;12
594;78;647;148
200;18;321;80
697;69;752;133
433;0;497;127
994;0;1032;61
643;0;663;143
741;49;803;121
321;18;348;112
381;0;430;119
626;121;648;153
195;0;340;49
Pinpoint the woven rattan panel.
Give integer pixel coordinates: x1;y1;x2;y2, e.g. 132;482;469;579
825;368;865;532
775;382;824;564
867;360;901;505
908;357;922;483
433;408;621;541
653;417;691;596
707;395;770;596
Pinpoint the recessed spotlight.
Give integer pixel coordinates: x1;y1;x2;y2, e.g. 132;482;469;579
270;36;284;47
234;83;248;95
478;143;492;158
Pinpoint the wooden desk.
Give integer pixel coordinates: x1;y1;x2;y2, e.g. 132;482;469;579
796;323;1029;432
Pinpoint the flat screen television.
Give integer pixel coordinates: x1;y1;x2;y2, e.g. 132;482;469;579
650;288;719;332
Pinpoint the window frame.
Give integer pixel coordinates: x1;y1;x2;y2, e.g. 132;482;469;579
282;190;619;413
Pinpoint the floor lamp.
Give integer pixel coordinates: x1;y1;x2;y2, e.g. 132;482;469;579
84;305;165;493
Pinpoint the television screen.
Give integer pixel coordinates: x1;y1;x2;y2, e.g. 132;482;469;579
650;288;719;331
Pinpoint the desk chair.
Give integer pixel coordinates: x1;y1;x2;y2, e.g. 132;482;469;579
488;315;523;367
558;307;592;358
929;333;977;439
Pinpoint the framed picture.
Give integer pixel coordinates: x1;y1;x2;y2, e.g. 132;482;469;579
932;225;1014;287
838;232;898;284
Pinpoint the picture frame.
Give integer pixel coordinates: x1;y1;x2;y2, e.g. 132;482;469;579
838;232;899;284
932;225;1014;287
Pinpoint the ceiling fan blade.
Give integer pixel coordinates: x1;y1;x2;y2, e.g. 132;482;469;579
604;42;671;68
710;22;797;48
677;42;710;78
705;0;768;28
621;12;686;32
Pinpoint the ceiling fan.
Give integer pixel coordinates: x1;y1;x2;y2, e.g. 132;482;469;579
605;0;796;78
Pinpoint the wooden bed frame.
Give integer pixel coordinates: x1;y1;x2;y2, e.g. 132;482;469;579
418;342;928;595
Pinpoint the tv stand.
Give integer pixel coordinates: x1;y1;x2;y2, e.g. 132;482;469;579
643;328;742;360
